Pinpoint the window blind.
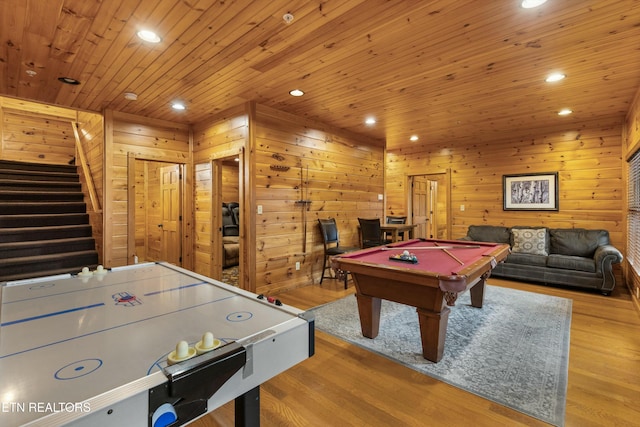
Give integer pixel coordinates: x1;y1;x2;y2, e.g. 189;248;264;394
628;150;640;274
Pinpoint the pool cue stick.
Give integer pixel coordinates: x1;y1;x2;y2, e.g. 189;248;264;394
434;242;465;265
380;245;480;250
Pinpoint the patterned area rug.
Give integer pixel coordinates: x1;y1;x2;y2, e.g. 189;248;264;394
311;285;572;426
222;266;239;287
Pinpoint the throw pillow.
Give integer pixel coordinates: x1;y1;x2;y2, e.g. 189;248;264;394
511;228;548;256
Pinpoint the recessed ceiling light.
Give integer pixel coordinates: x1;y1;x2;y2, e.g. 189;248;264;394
137;30;161;43
283;13;294;24
558;109;573;116
172;102;186;111
409;135;419;142
58;77;80;85
365;117;376;125
545;73;566;83
521;0;547;8
289;89;304;97
124;92;138;101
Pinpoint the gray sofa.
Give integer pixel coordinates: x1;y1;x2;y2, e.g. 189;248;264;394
461;225;623;295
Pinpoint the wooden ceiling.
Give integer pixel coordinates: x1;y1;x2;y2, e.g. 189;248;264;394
2;0;640;147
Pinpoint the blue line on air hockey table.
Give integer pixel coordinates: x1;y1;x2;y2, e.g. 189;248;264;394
0;294;239;360
1;274;201;305
0;282;207;320
0;303;105;327
143;281;208;296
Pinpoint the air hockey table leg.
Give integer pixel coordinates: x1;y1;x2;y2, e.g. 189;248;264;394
235;386;260;427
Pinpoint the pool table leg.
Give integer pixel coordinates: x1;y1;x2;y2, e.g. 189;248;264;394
416;305;451;362
469;278;486;308
355;294;382;338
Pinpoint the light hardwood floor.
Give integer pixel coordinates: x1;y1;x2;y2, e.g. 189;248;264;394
193;277;640;427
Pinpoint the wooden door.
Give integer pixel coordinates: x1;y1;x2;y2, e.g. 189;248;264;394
411;173;449;239
160;164;181;265
412;176;429;238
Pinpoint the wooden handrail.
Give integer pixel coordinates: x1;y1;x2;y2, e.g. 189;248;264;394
71;122;102;213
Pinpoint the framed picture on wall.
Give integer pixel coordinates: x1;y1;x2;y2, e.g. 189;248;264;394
503;172;559;211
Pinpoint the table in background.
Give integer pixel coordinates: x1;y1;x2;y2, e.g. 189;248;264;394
380;223;418;242
331;238;510;362
0;262;314;427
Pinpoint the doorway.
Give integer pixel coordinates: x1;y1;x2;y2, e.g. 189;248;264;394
212;155;241;285
134;160;183;265
410;171;451;239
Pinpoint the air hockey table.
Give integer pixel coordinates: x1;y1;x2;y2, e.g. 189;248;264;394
0;262;315;427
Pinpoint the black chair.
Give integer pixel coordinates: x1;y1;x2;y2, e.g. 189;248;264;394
386;215;407;240
386;215;407;224
318;218;358;288
358;218;392;248
222;204;239;236
227;202;240;224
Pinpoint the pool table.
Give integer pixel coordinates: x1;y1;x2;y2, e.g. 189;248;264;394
331;238;510;362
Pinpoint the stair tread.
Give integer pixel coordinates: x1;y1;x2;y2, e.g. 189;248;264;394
0;161;77;172
0;265;99;283
1;201;86;206
0;190;83;195
0;169;78;177
0;214;89;226
0;250;98;265
0;213;88;218
0;178;79;185
0;224;91;232
0;159;77;169
0;202;88;215
0;236;95;249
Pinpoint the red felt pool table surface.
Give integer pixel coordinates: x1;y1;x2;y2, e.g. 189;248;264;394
331;238;510;362
337;238;507;279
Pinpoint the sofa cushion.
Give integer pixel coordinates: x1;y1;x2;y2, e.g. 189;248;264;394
547;254;596;273
223;236;239;244
466;225;510;243
506;252;548;267
511;228;548;256
550;229;609;257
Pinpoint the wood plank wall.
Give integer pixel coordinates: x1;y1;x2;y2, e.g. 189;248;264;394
105;110;191;268
253;104;384;294
386;117;624;276
77;110;104;263
624;88;640;308
222;161;240;203
194;162;214;277
192;105;248;279
191;103;383;293
0;98;76;164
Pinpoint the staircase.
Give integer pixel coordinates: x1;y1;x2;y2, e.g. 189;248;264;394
0;160;99;282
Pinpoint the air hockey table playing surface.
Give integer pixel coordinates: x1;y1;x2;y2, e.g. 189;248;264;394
0;262;314;427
